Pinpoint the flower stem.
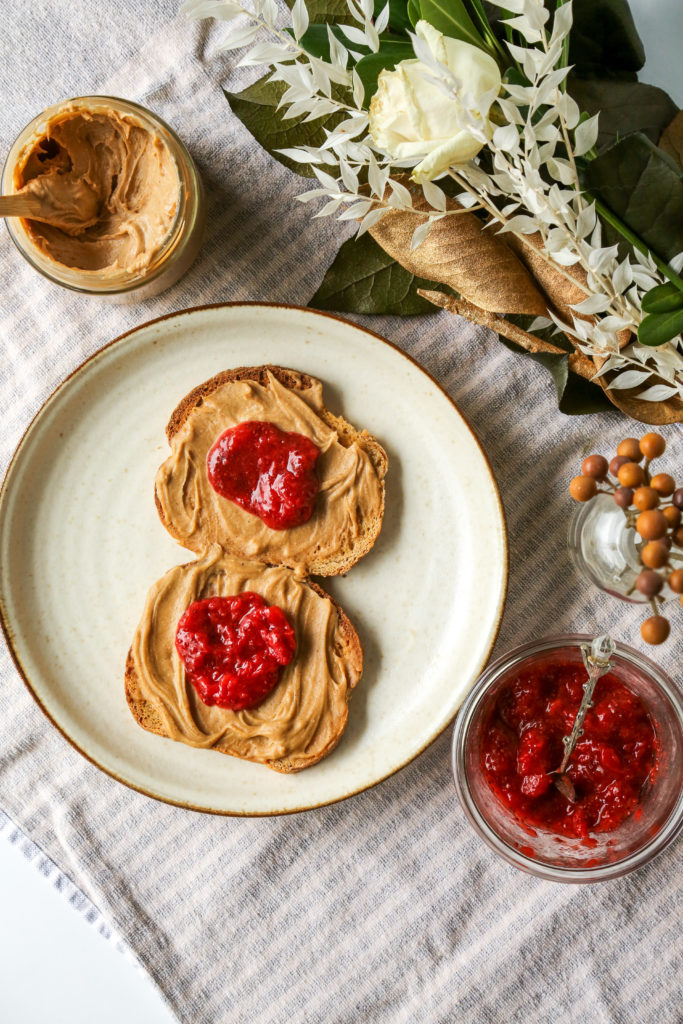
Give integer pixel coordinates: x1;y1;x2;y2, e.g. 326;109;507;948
588;195;683;296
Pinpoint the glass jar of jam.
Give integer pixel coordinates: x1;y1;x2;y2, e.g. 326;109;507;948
1;96;205;300
452;635;683;882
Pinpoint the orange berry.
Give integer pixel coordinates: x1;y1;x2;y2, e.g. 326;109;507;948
617;438;643;462
610;455;631;477
669;569;683;594
641;616;670;645
636;570;664;597
663;506;682;528
650;473;675;497
614;487;634;509
636;509;668;541
633;486;659;511
581;454;608;480
639;433;666;460
641;541;669;569
569;475;597;502
673;526;683;547
617;462;645;488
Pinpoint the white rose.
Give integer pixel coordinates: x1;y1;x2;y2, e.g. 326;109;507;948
368;20;501;182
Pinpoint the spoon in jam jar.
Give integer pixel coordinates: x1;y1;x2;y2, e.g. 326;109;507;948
552;634;616;802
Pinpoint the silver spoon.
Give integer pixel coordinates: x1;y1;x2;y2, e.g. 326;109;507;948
553;634;616;802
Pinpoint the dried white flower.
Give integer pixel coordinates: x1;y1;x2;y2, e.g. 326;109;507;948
187;0;683;402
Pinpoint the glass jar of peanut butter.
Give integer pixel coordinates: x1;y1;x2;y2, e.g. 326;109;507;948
2;96;205;299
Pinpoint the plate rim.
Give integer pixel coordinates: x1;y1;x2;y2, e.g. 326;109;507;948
0;301;509;816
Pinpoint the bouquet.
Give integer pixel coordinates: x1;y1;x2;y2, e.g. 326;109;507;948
184;0;683;423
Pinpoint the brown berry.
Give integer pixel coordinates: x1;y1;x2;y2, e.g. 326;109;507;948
617;462;645;488
609;455;631;478
581;454;608;480
633;486;659;511
641;616;670;645
673;526;683;547
639;432;666;460
636;509;668;541
663;506;682;528
569;475;597;502
673;488;683;510
617;438;643;462
669;569;683;594
650;473;675;497
614;487;634;509
636;570;663;597
641;541;669;569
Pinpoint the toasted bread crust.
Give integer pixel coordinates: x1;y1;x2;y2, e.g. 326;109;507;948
125;578;363;773
155;365;388;577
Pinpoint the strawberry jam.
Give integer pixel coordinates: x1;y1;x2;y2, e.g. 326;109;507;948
480;658;657;839
207;420;320;530
175;593;296;711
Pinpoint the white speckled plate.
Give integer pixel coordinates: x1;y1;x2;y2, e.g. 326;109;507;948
0;304;507;814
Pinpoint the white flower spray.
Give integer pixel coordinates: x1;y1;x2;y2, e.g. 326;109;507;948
183;0;683;402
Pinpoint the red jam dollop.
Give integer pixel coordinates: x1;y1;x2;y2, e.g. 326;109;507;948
480;658;657;839
175;593;296;711
206;420;320;530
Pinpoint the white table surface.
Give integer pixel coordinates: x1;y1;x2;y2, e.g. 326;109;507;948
0;2;680;1023
0;837;176;1024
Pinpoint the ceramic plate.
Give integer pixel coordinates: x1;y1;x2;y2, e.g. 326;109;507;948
0;304;507;814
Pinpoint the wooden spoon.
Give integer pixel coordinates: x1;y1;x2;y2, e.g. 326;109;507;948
0;194;45;219
0;183;101;233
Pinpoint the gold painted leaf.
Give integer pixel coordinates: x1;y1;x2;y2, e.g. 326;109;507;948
505;231;632;348
417;288;594;378
596;379;683;424
504;231;588;317
369;181;548;315
659;110;683;170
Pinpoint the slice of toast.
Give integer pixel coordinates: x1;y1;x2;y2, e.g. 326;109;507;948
125;550;363;773
154;366;388;576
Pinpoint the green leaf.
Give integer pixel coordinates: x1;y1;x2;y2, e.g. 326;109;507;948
355;40;414;103
376;0;412;35
638;308;683;347
582;132;683;266
310;234;454;315
568;78;678;151
569;0;644;76
498;338;613;415
415;0;486;49
659;111;683;172
294;22;370;60
499;316;613;414
284;0;355;23
483;1;643;77
407;0;420;28
224;76;343;179
642;282;683;315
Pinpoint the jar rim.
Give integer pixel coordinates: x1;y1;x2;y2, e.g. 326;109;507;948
451;633;683;883
1;95;201;295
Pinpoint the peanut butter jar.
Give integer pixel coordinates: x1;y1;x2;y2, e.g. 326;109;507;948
2;96;205;300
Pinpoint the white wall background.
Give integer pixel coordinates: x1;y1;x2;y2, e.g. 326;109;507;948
632;0;683;102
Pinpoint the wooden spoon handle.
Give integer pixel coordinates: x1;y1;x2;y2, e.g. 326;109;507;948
0;194;43;218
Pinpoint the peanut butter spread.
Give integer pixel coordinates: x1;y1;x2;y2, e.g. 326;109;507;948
156;372;384;572
15;107;179;273
131;546;358;763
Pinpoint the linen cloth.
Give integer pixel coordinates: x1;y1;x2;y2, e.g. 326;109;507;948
1;5;682;1023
